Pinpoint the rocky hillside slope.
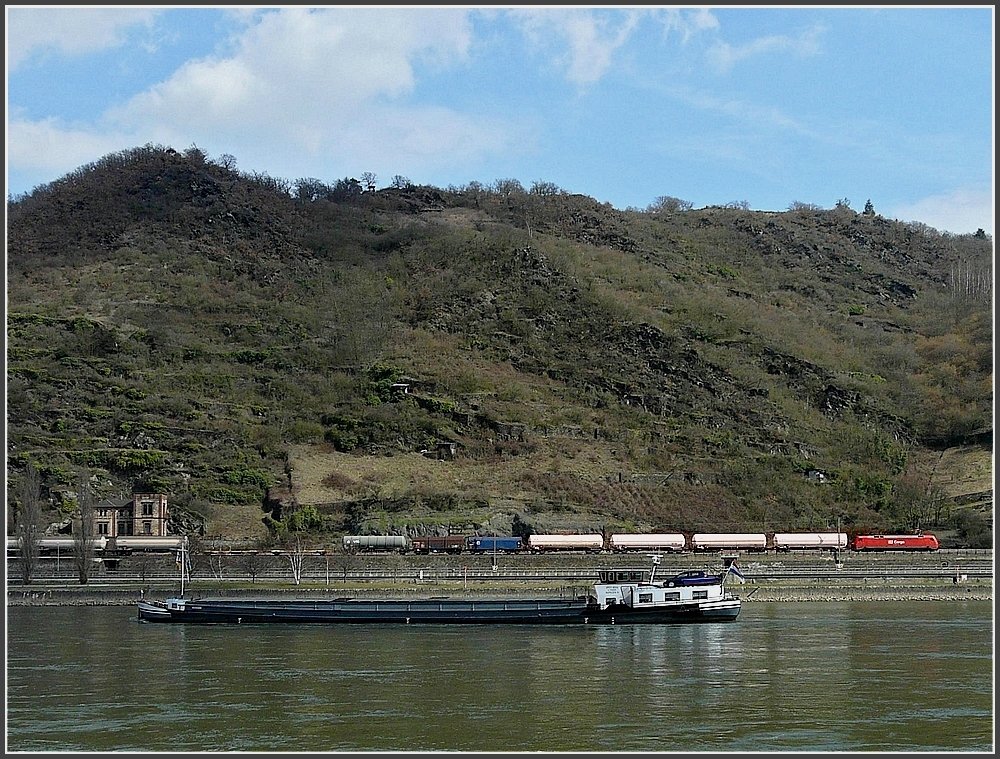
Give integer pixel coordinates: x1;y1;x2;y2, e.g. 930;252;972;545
6;145;993;546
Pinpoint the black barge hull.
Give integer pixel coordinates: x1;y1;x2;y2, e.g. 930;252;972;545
138;597;740;624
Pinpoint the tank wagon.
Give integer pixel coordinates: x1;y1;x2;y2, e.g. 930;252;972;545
7;536;109;554
112;536;185;553
772;532;847;551
342;535;408;553
609;533;686;552
7;535;193;559
849;533;939;551
690;533;768;551
527;533;604;553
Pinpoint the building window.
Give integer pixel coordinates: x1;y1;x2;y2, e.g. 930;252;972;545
98;523;108;535
142;522;152;535
142;502;153;517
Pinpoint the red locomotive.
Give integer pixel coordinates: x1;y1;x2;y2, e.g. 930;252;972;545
849;533;940;551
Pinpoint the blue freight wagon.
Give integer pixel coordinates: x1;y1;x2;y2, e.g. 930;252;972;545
465;536;523;553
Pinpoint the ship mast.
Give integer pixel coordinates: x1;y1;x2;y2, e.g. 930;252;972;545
647;553;661;583
179;536;189;597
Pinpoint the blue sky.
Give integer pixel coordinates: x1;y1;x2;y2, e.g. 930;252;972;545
5;6;994;235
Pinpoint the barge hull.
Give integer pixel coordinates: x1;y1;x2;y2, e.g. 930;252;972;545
138;597;740;625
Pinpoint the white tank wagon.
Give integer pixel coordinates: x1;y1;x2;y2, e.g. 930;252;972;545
527;534;605;552
8;536;109;553
342;535;409;553
772;532;848;550
113;536;185;552
609;533;686;552
690;533;767;551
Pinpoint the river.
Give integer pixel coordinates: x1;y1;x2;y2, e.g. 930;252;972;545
5;601;993;752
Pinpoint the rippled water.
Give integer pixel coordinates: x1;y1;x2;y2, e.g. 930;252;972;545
5;601;993;752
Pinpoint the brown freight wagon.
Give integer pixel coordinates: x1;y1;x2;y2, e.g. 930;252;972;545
410;535;467;554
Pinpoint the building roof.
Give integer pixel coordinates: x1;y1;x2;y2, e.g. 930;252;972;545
96;496;132;510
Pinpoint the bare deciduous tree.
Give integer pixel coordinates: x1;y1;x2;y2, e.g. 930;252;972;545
134;552;152;590
335;547;357;585
788;200;822;212
529;180;562;196
646;195;693;213
238;549;270;584
285;533;311;585
492;177;525;202
185;533;205;581
14;462;43;585
207;534;226;580
72;477;96;584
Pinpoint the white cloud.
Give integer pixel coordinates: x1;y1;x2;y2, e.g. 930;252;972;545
6;8;160;71
561;12;642;86
508;8;718;86
888;188;994;236
8;8;521;187
243;103;527;185
236;8;471;102
6;116;135;178
707;24;824;74
671;86;809;135
101;8;479;151
509;9;645;86
656;7;720;43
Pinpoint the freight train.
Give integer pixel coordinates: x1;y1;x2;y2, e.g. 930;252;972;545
8;531;941;560
340;531;940;555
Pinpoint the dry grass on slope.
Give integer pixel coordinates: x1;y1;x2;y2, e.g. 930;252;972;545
287;439;630;509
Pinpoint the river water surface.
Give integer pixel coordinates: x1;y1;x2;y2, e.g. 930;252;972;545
5;601;993;752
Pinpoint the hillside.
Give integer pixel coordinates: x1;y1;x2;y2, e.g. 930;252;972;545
5;145;993;546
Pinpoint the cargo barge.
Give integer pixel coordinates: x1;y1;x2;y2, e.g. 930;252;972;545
137;556;742;625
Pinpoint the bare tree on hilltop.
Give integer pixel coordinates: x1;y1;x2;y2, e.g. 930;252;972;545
646;196;693;213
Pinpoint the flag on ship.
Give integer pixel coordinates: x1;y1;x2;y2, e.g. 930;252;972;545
726;561;746;583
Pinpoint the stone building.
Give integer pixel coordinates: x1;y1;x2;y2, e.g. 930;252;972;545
94;493;169;537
